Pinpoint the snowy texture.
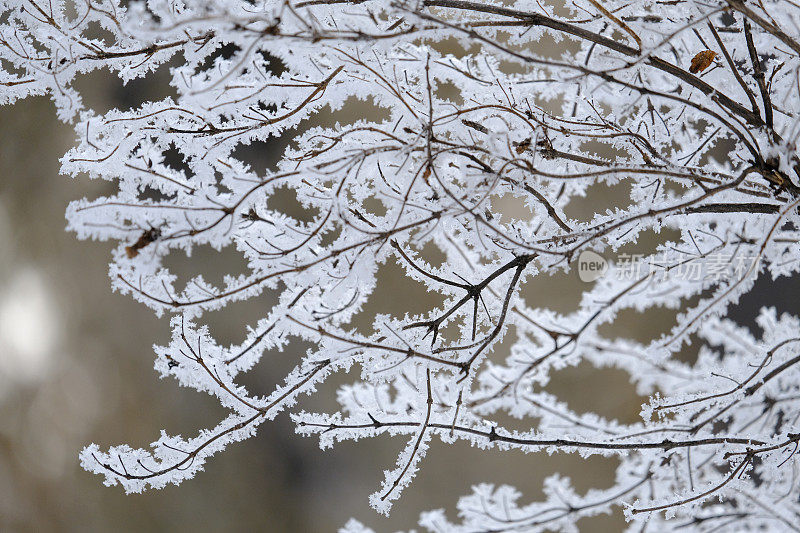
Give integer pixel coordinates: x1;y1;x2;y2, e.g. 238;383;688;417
3;0;800;530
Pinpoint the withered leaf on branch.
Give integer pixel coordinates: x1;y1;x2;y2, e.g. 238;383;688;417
125;228;161;258
514;138;532;154
689;50;717;74
462;119;488;134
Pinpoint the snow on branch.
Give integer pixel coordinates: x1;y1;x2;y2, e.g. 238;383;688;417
3;0;800;529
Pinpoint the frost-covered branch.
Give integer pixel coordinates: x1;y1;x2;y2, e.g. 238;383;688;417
3;0;800;529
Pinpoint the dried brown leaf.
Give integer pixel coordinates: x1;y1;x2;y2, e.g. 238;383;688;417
690;50;717;74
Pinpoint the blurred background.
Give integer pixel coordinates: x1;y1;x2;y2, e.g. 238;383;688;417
1;65;798;532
